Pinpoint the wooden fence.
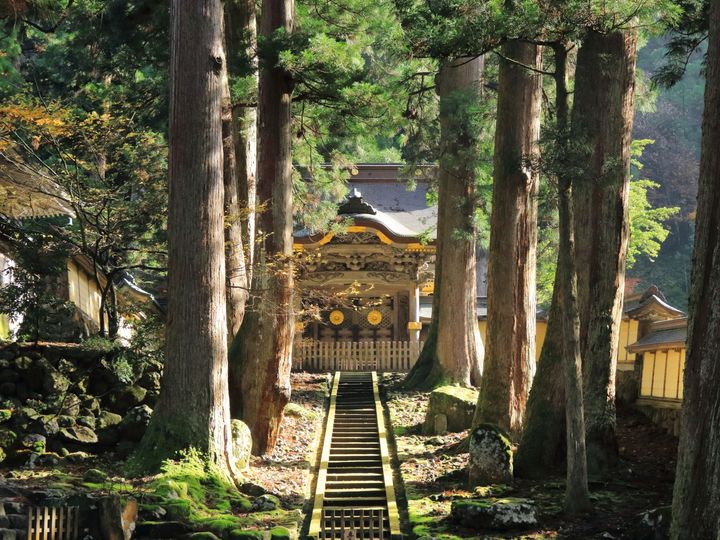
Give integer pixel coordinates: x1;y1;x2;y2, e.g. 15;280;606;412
26;506;80;540
293;340;422;372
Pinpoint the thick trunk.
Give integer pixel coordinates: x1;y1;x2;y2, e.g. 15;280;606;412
476;40;541;435
404;170;446;390
572;29;637;473
515;271;565;477
225;0;257;281
134;0;236;477
554;43;591;513
229;0;294;455
412;57;485;389
221;29;248;338
671;0;720;536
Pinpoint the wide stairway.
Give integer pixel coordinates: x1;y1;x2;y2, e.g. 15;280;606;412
309;372;401;540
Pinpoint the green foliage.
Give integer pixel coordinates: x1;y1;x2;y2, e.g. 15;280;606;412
0;222;73;341
628;140;680;267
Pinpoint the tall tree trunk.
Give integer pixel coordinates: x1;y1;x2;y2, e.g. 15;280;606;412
405;57;484;389
133;0;236;477
475;40;541;435
225;0;257;282
221;20;248;338
229;0;295;455
572;29;638;474
671;0;720;536
515;271;566;477
554;42;591;513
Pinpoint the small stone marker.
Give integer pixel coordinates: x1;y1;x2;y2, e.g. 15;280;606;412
433;413;448;435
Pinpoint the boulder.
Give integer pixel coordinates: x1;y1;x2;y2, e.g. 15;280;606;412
232;419;252;471
118;405;152;442
20;434;46;453
14;356;33;370
251;494;281;512
628;506;671;540
422;385;478;434
84;468;109;483
98;411;123;430
107;385;147;413
451;498;537;531
60;425;98;445
0;428;17;448
468;424;513;486
41;361;71;394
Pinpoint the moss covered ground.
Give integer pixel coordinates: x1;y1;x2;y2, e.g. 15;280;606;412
382;373;677;539
0;373;327;539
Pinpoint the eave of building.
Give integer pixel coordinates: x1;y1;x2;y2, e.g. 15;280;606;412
626;317;688;353
623;294;685;321
294;224;435;252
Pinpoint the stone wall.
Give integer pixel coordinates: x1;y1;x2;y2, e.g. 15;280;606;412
0;342;161;466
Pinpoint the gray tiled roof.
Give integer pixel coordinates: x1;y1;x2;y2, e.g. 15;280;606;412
630;327;687;349
347;180;437;239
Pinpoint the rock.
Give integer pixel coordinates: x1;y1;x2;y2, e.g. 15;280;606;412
239;482;267;497
468;424;513;486
138;371;161;394
42;363;71;394
83;468;109;483
232;419;252;471
20;434;46;453
77;416;96;429
188;533;221;540
107;385;147;413
64;451;92;463
422;385;478;434
628;506;671;540
30;416;60;437
433;413;448;435
57;415;76;428
0;369;19;383
0;382;15;396
134;520;191;538
251;494;281;512
97;411;123;430
118;405;152;442
0;428;17;448
60;425;98;444
14;356;33;370
451;498;537;531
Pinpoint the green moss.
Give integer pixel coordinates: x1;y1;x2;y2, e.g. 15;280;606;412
270;526;291;540
228;530;264;540
434;385;479;403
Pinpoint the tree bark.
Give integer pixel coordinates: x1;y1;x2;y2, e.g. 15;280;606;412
515;270;566;477
133;0;236;477
572;29;638;474
221;19;248;338
225;0;257;281
475;40;541;435
405;57;484;389
229;0;295;455
671;0;720;536
554;43;591;513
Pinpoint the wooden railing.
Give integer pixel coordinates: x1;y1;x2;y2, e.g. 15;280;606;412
293;340;422;372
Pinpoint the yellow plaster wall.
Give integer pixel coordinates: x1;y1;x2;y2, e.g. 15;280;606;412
67;260;104;328
640;347;685;401
617;318;639;366
0;313;9;340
